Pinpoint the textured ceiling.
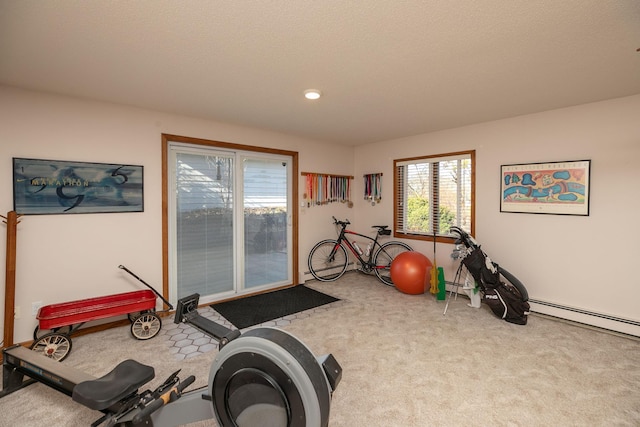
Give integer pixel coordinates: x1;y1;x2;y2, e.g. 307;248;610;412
1;1;639;146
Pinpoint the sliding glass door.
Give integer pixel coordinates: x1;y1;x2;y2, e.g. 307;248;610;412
167;141;293;305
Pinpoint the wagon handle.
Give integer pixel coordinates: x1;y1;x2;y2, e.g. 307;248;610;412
118;265;174;311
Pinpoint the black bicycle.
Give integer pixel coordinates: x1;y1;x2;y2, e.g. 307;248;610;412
308;216;413;285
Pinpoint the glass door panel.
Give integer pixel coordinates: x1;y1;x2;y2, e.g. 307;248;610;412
174;152;234;298
243;157;291;289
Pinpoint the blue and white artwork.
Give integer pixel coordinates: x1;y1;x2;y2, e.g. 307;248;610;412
13;157;144;214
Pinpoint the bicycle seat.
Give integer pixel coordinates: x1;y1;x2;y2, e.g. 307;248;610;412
372;225;391;235
72;359;155;411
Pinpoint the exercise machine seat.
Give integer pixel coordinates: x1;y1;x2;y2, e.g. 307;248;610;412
72;359;155;411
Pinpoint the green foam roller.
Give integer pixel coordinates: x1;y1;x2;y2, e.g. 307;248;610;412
436;267;446;300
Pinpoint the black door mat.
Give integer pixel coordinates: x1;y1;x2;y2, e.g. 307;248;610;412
211;285;339;329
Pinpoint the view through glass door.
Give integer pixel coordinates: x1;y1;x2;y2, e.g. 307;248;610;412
168;142;293;305
243;157;291;289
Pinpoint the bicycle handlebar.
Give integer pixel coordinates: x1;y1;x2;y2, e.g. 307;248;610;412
131;375;196;424
332;216;350;226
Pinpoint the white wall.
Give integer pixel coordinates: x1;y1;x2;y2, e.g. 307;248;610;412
0;86;354;343
354;94;640;335
2;86;639;343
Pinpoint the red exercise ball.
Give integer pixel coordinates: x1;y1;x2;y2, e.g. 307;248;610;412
390;251;432;295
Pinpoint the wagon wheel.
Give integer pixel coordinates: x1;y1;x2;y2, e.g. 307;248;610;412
130;312;162;340
30;332;73;361
33;326;44;340
33;325;72;340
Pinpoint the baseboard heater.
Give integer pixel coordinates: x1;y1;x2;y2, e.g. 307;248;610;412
528;299;640;338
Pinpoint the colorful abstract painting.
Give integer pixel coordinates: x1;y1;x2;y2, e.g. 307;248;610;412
500;160;590;215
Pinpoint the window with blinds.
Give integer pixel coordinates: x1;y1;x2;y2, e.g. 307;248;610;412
394;150;474;240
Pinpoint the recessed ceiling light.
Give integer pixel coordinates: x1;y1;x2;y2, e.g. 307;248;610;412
304;89;322;100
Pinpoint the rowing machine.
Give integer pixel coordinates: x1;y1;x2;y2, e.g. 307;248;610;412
1;293;342;427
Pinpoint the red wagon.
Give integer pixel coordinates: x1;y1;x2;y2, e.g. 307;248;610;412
30;266;173;361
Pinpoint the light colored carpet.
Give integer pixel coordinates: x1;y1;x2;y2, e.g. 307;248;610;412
1;272;639;426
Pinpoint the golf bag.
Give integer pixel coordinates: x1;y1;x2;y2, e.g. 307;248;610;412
451;226;530;325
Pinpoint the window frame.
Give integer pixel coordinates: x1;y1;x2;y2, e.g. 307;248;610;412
393;150;475;243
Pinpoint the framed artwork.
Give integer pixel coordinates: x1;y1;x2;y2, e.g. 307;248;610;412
500;159;590;216
13;157;144;214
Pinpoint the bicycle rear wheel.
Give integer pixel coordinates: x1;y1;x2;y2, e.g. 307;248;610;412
373;242;413;285
308;239;348;281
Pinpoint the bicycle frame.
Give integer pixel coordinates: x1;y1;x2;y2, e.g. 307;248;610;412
336;227;384;270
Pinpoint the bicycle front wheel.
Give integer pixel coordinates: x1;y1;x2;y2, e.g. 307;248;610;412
373;241;413;285
308;239;348;282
